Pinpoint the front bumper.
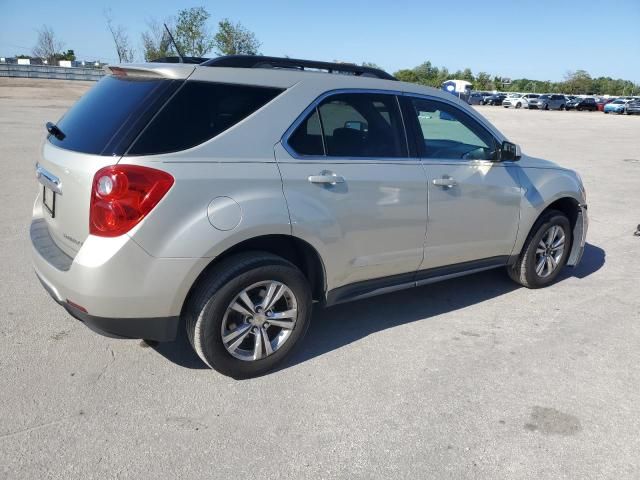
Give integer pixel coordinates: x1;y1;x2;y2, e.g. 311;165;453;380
31;209;209;341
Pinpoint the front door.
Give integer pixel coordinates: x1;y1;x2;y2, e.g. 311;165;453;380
403;96;522;270
275;91;428;292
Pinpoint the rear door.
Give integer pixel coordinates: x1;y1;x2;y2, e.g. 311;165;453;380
275;91;428;291
402;95;522;271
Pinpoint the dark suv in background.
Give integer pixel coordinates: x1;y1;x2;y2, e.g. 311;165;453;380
565;97;598;111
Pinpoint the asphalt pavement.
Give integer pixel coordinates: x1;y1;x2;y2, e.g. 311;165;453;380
1;78;639;479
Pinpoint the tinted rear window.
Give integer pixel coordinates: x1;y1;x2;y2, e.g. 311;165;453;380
128;82;284;155
48;76;179;155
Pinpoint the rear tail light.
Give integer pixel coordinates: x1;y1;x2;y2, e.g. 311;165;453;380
90;165;174;237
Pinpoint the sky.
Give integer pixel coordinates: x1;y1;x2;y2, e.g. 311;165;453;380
1;0;639;82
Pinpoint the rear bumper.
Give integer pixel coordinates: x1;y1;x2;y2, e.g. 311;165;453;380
31;209;210;341
36;271;179;341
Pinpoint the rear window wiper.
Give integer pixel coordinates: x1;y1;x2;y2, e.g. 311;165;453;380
46;122;66;141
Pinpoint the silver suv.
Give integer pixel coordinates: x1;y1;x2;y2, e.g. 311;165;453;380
528;94;567;110
31;56;588;378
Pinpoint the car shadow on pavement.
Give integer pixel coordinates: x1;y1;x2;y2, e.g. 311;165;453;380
151;243;605;372
280;242;605;371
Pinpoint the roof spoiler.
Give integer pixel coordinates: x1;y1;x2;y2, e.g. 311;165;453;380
103;63;196;80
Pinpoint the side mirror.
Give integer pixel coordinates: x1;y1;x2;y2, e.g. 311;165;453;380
500;141;521;161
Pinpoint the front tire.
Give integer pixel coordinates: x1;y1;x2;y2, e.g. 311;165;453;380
507;210;572;288
184;252;312;378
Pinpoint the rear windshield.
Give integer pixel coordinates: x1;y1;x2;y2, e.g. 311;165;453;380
48;75;180;156
128;82;284;155
49;76;284;156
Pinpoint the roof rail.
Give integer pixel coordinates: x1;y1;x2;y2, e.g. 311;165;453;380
200;55;397;81
150;56;210;64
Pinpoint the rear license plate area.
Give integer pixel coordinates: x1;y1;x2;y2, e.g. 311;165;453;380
43;185;56;218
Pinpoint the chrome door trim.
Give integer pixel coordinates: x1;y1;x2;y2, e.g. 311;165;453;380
35;163;63;195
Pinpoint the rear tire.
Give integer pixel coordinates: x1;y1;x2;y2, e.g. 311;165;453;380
516;102;522;109
507;210;572;289
184;252;312;378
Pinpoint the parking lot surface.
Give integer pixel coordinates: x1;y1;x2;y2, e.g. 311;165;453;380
1;78;639;479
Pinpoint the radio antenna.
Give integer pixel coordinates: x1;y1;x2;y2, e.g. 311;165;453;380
163;23;185;63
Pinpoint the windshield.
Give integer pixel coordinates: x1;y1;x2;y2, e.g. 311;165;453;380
612;100;624;104
48;75;180;156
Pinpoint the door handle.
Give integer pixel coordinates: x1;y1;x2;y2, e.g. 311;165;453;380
308;171;345;185
432;177;457;188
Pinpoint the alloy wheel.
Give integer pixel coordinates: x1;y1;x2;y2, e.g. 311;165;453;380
534;225;566;278
221;281;298;361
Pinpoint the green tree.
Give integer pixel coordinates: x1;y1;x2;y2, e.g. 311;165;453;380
53;49;76;61
141;19;175;61
174;6;215;56
564;70;592;94
475;72;492;90
394;69;420;83
213;18;261;55
361;61;383;70
461;68;475;83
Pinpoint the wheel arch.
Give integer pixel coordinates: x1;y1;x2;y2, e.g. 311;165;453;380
180;234;327;317
515;196;584;267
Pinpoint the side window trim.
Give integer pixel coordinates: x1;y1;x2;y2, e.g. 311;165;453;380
402;93;501;161
398;96;423;159
282;88;409;160
315;106;328;156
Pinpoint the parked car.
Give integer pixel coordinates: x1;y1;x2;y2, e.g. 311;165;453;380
31;55;588;378
520;93;540;108
503;93;539;109
596;98;615;111
480;92;494;103
565;97;598;111
484;93;507;105
604;98;631;114
527;94;567;110
502;94;524;108
626;100;640;115
468;92;484;105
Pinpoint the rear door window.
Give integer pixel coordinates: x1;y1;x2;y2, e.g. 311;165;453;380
288;108;325;156
286;92;408;158
48;75;180;156
129;82;284;155
318;93;407;158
